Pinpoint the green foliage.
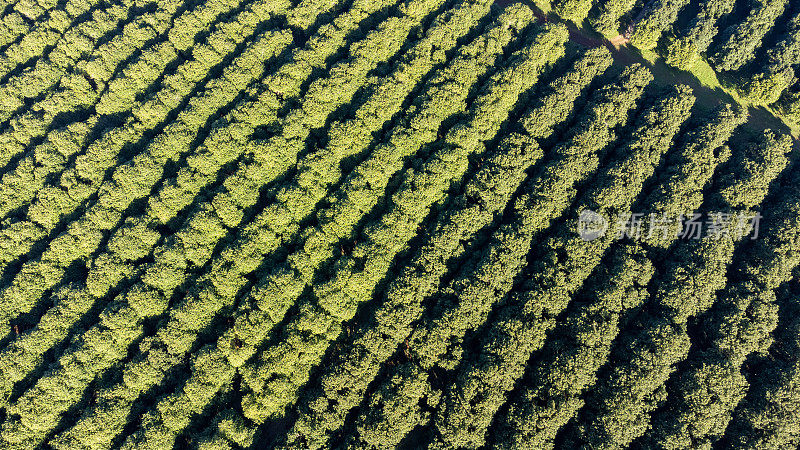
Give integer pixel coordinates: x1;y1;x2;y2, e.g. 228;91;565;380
0;12;31;48
0;0;176;169
738;69;795;106
0;23;294;360
0;0;402;443
725;304;800;449
354;364;436;449
589;0;637;35
583;131;793;450
710;0;790;72
0;0;295;274
341;66;655;448
0;0;108;85
765;9;800;70
435;84;692;449
643;143;799;448
0;0;798;446
664;0;736;69
640;104;746;246
240;17;568;426
521;46;614;139
630;0;693;50
714;130;794;209
498;245;654;449
50;1;530;448
109;3;531;448
664;35;700;68
776;90;800;123
734;10;800;105
284;46;612;450
552;0;593;25
497;104;743;449
346;59;634;448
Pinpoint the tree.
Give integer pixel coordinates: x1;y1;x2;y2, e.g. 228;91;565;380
630;0;693;50
434;84;691;449
710;0;790;72
0;0;438;444
495;245;655;449
724;301;800;449
552;0;594;25
0;0;286;194
736;9;800;105
52;7;554;448
346;64;653;450
737;68;795;106
496;105;745;449
765;8;800;73
628;131;795;449
238;19;568;427
776;90;800;123
663;0;736;68
589;0;637;35
283;46;613;450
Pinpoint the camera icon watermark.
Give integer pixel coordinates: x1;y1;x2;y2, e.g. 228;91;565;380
578;210;609;242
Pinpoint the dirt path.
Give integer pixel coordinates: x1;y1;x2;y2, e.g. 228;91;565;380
608;34;629;47
495;0;627;48
493;0;797;139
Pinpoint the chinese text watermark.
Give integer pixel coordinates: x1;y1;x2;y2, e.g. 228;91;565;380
577;210;762;242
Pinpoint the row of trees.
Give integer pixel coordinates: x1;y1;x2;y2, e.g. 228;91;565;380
723;291;800;448
44;1;514;448
0;0;284;224
0;0;371;341
212;21;567;449
0;0;153;166
2;0;168;128
348;87;642;445
764;8;800;74
664;0;736;69
562;130;792;449
637;104;745;247
0;0;104;82
551;0;594;26
629;0;693;50
3;1;798;448
737;7;800;105
566;0;800;110
0;2;35;47
494;104;745;449
736;70;795;106
588;0;637;36
0;0;302;274
87;1;511;447
2;0;58;25
194;409;257;449
238;16;568;426
0;20;295;345
0;0;350;423
96;0;287;116
0;0;450;445
0;27;295;448
638;133;797;448
433;83;693;448
498;245;655;448
710;0;790;72
350;65;649;445
341;64;653;448
96;6;554;448
281;46;614;450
